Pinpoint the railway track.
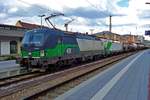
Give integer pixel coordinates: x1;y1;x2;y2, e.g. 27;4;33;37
0;51;137;100
0;71;46;87
36;61;120;100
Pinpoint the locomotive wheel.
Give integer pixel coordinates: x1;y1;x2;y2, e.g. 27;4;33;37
55;61;64;71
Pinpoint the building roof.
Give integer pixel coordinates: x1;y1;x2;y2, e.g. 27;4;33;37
0;24;27;31
95;31;117;35
0;24;27;37
16;20;42;29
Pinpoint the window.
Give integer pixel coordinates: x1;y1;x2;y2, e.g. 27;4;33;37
62;35;76;44
22;32;44;46
10;41;17;54
30;34;43;45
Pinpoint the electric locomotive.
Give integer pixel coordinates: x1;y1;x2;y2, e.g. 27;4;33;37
18;27;123;70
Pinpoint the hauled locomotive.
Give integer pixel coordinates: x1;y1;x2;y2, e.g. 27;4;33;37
18;27;123;70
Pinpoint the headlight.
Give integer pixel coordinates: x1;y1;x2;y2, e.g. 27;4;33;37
40;50;45;57
28;52;31;55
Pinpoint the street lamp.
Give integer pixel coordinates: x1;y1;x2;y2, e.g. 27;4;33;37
38;14;45;28
90;29;94;34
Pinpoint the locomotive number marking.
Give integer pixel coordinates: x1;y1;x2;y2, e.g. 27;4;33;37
66;48;72;54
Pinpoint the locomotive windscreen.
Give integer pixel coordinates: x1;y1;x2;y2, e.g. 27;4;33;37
22;32;44;46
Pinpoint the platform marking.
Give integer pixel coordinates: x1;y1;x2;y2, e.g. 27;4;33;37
91;51;145;100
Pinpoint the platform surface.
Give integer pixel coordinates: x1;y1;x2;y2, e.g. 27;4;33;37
55;50;150;100
0;60;19;70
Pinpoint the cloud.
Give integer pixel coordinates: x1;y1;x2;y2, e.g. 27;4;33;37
64;7;109;19
9;4;47;17
138;9;150;19
0;0;150;39
112;23;136;27
0;16;40;25
64;7;125;19
0;13;7;18
8;7;18;13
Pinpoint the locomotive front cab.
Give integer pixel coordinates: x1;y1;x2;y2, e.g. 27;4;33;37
19;29;48;68
22;30;45;57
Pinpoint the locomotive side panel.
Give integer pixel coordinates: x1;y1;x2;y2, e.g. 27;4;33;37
76;38;105;56
110;42;123;52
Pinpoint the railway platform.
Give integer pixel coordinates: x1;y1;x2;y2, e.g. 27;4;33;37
0;60;24;79
55;49;150;100
0;60;19;69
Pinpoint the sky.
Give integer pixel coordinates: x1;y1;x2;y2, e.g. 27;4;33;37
0;0;150;39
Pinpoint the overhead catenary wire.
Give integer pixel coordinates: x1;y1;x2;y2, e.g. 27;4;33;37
86;0;109;16
17;0;53;26
17;0;73;19
17;0;110;31
17;0;60;14
17;0;80;31
86;0;120;28
17;0;68;28
18;0;106;26
85;0;110;27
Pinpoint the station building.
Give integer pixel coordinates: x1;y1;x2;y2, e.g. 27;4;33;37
95;31;122;42
0;24;27;56
16;20;41;29
0;20;41;56
95;31;145;45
